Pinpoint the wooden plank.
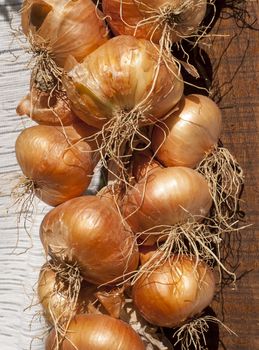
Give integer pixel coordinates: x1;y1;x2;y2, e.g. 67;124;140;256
208;2;259;349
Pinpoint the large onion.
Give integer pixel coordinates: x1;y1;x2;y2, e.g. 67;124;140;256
123;166;212;242
40;196;139;285
152;94;222;168
132;255;215;327
21;0;108;67
64;35;183;129
103;0;207;44
15;123;98;206
45;314;146;349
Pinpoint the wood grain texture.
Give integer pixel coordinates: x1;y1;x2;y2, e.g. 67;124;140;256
207;2;259;349
0;1;258;350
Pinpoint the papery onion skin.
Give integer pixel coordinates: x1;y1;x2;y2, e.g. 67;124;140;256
22;0;108;67
123;166;212;236
40;196;139;285
103;0;207;44
16;86;77;125
132;255;215;327
38;264;97;325
63;35;184;129
152;94;222;168
15;123;98;206
103;0;162;43
45;314;146;350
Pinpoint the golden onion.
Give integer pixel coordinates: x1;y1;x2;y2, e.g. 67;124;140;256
45;314;146;349
40;196;139;285
15;123;98;206
152;94;222;168
22;0;108;67
133;255;215;327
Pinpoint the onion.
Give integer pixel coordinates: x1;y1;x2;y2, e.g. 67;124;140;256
21;0;108;67
152;94;222;168
38;263;97;325
132;255;215;328
15;123;98;206
123;166;212;242
64;35;183;129
40;196;139;285
45;314;146;350
63;35;183;180
103;0;207;45
16;85;77;126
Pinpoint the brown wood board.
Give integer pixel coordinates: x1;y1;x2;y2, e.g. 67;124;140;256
200;2;259;350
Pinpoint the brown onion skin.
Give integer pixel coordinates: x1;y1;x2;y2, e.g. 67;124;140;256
123;166;212;240
103;0;207;44
38;264;97;325
40;196;139;285
22;0;108;67
103;0;162;42
45;314;145;350
16;86;77;126
63;35;184;129
15;123;98;206
152;95;222;168
132;255;215;327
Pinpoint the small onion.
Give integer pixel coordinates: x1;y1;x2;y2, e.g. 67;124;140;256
123;166;212;242
45;314;146;350
15;123;98;206
103;0;207;44
21;0;108;67
16;86;77;126
40;196;139;285
132;255;215;327
64;35;183;129
38;263;97;325
152;94;222;168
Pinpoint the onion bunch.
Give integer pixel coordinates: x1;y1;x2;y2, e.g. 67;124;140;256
63;35;184;181
11;1;244;349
